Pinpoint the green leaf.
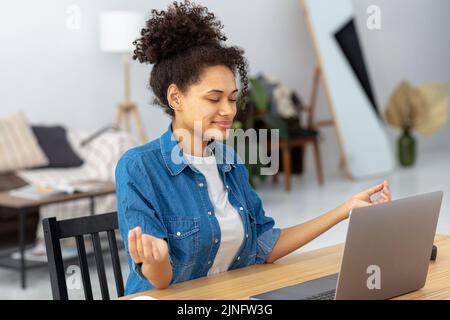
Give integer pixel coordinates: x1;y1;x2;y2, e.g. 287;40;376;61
249;78;269;111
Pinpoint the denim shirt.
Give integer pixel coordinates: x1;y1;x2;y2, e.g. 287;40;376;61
115;124;281;295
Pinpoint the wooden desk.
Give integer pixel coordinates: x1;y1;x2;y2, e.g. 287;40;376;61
122;234;450;300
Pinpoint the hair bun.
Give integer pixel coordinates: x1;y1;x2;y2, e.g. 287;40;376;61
133;0;227;64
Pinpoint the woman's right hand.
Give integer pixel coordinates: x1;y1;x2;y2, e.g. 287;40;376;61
128;226;169;266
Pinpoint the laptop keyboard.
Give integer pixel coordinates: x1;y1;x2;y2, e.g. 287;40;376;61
304;289;336;300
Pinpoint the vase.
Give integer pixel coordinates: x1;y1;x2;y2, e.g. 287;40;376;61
398;128;416;167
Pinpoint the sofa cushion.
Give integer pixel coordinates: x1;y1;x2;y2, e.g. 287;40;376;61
0;113;49;173
31;125;84;168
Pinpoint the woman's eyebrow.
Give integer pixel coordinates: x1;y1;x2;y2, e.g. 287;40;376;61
205;89;238;94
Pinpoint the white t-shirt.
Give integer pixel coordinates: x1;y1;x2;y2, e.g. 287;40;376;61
183;150;245;276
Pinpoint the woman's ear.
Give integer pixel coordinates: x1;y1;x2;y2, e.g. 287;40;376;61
167;84;182;111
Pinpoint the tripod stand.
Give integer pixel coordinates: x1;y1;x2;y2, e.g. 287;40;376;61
114;101;147;144
113;55;147;144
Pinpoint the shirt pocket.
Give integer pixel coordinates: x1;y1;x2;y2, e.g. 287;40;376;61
163;217;200;267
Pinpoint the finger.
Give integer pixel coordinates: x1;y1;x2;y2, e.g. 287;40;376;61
136;231;145;260
128;228;135;246
376;191;391;204
141;235;155;264
152;241;161;262
364;183;384;196
135;226;142;237
128;229;141;263
383;182;392;201
381;188;390;201
373;198;382;205
385;192;392;201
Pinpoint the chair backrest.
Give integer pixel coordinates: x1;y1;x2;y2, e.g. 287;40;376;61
43;212;124;300
305;67;321;130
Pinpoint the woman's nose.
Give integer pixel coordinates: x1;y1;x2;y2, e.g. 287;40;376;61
218;101;236;117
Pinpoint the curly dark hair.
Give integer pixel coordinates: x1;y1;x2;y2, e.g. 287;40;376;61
132;0;249;117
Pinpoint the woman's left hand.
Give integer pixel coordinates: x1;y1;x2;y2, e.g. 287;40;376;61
342;180;392;219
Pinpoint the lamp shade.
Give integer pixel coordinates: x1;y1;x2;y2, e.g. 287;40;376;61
99;11;144;52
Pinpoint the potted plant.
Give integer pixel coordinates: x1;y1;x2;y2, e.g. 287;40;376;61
229;77;289;185
384;81;448;167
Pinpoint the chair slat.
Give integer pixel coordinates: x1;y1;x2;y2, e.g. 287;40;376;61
75;235;93;300
43;218;68;300
107;230;124;297
91;232;110;300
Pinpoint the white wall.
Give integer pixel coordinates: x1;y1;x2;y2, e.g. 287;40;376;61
0;0;316;138
0;0;169;141
0;0;448;176
353;0;450;153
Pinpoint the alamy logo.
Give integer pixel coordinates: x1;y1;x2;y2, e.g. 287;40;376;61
66;265;81;290
366;265;381;290
366;5;381;30
169;122;280;176
66;4;81;30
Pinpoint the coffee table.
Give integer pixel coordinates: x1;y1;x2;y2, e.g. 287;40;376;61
0;182;116;288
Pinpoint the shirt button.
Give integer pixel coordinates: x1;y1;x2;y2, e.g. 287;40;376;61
239;207;244;211
208;260;211;265
215;238;219;243
246;233;249;238
207;211;212;216
236;256;240;261
198;182;204;188
226;185;229;189
176;231;181;237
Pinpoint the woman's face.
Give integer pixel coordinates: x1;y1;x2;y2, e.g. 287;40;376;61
170;65;238;142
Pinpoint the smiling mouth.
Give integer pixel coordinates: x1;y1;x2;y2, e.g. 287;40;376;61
212;121;232;129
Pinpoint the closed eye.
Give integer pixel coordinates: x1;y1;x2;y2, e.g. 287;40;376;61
207;98;236;103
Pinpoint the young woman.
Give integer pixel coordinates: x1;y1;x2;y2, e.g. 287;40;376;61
115;1;392;295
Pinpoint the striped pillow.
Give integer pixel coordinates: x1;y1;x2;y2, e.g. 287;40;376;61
0;113;49;173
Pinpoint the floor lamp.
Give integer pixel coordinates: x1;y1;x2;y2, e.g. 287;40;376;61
99;11;147;143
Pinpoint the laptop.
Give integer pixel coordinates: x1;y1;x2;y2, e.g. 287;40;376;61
251;191;443;300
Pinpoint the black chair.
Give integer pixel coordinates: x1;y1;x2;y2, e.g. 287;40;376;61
43;212;124;300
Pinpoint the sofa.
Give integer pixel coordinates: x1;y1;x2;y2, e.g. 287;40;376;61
0;116;138;256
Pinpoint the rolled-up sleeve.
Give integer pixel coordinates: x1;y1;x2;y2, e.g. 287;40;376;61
240;165;281;264
115;155;169;280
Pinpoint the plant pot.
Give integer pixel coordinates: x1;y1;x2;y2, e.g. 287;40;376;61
398;128;416;167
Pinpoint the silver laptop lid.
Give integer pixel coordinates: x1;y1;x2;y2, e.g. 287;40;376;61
335;191;443;300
